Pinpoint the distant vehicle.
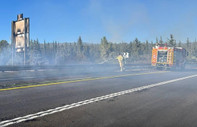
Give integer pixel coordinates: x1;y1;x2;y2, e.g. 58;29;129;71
151;44;187;70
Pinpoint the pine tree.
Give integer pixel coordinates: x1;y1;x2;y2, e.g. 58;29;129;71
77;36;83;53
0;40;10;65
178;41;182;47
168;34;176;47
132;38;141;56
159;36;163;44
156;37;159;44
186;38;191;59
145;40;149;54
100;36;111;60
0;40;9;49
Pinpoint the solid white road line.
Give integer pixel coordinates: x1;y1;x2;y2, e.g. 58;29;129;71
0;74;197;127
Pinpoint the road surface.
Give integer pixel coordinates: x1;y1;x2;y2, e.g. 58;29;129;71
1;69;197;127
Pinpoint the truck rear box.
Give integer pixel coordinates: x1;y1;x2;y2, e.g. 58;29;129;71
151;46;187;69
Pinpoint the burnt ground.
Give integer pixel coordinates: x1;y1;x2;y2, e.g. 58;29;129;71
0;64;150;89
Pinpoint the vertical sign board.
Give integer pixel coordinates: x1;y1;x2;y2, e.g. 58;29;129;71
11;14;30;65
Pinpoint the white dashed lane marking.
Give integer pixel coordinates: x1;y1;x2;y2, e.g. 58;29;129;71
0;74;197;127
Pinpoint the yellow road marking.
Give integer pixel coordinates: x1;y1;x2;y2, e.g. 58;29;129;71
0;71;168;92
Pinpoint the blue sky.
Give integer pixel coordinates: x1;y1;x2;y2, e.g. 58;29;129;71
1;0;197;43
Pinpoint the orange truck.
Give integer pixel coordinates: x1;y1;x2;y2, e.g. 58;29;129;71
151;45;187;70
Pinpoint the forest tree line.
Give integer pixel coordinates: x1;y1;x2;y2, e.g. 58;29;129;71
0;34;197;65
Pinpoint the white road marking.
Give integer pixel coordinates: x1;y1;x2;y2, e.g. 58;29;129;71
0;74;197;127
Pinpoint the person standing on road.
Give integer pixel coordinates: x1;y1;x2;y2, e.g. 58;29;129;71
116;53;124;72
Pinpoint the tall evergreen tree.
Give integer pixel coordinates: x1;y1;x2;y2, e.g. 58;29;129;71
156;37;159;44
186;38;191;59
100;36;111;60
159;36;163;44
178;41;182;47
168;34;176;46
77;36;83;54
0;40;9;52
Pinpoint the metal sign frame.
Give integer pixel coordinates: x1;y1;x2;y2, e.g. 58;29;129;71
11;14;30;65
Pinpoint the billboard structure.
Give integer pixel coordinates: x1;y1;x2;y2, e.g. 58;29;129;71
11;14;30;65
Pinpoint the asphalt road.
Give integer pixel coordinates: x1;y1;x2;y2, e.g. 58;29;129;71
1;69;197;127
